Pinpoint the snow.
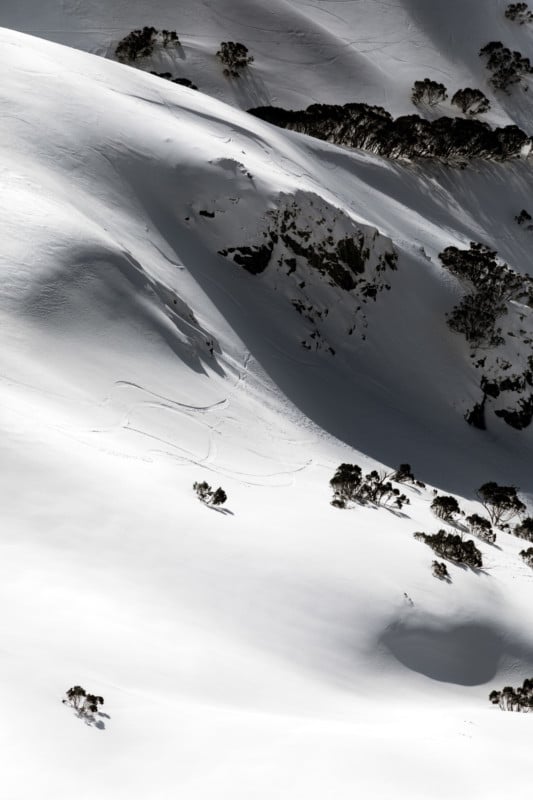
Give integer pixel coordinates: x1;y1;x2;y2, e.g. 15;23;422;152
1;2;533;797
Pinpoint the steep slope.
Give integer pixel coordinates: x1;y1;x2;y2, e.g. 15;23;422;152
2;14;533;800
2;0;532;123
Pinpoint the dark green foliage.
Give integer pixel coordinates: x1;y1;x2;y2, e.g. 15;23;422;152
211;488;228;506
63;686;104;720
451;88;490;114
330;464;409;509
520;547;533;567
515;208;532;226
479;41;533;91
514;517;533;541
432;560;451;581
414;530;482;568
411;79;448;106
490;678;533;711
466;513;495;543
217;42;254;77
505;3;533;23
431;495;461;521
151;72;198;90
477;482;526;526
248;103;529;164
392;463;425;488
330;463;363;507
193;481;227;506
116;28;179;62
439;242;533;346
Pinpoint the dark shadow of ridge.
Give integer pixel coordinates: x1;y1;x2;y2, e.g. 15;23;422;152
120;159;533;497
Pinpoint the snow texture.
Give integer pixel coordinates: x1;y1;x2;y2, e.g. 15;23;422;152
1;2;533;798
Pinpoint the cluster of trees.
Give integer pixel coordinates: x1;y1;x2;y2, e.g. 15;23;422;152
490;678;533;711
193;481;227;506
411;80;490;115
217;42;254;77
439;242;533;346
115;27;179;62
62;686;104;721
505;3;533;23
479;41;533;91
414;530;483;568
248;103;528;163
330;463;410;510
150;72;198;90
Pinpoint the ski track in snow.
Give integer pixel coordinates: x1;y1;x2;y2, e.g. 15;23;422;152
2;3;533;798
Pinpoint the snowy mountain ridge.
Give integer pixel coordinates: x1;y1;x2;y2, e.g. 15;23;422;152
2;3;533;798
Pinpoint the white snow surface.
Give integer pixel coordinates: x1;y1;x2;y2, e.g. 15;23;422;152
1;3;533;798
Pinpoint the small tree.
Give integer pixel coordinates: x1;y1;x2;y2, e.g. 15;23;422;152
477;482;526;526
193;481;227;506
411;78;448;106
451;88;490;114
520;547;533;567
211;487;227;506
216;42;254;77
392;463;425;488
514;517;533;541
432;560;451;581
505;3;533;23
330;463;363;507
515;208;533;226
431;495;461;522
63;686;104;720
466;513;495;543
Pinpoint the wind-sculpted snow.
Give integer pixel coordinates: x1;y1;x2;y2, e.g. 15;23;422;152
3;8;533;800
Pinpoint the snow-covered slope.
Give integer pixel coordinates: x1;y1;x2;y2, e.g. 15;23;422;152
2;0;532;124
2;5;533;799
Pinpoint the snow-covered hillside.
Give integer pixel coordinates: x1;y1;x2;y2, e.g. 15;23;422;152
2;2;533;798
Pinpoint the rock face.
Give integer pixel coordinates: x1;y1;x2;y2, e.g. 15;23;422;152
219;193;398;353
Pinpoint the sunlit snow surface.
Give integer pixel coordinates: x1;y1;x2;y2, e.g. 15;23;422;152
1;2;533;797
